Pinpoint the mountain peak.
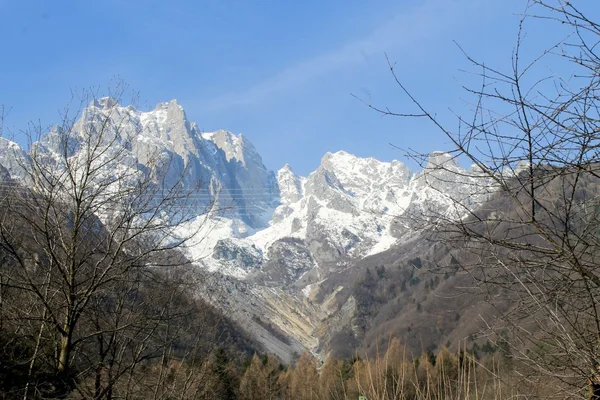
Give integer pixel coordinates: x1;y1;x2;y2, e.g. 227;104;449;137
278;163;294;174
426;151;459;169
277;164;303;205
320;151;361;171
207;130;264;170
320;150;404;176
89;97;118;110
154;99;182;110
322;150;353;161
151;99;187;123
331;150;350;156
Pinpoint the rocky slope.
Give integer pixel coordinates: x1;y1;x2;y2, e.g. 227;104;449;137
0;99;494;360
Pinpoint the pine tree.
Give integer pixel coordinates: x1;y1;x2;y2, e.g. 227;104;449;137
435;347;459;397
239;354;268;400
382;338;411;399
319;356;348;400
289;352;320;400
238;353;281;400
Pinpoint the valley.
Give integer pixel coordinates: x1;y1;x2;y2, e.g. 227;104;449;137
0;98;495;362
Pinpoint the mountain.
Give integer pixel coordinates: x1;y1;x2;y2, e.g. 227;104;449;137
0;99;494;361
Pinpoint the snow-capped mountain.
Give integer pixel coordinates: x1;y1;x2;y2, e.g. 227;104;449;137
0;99;494;360
191;150;491;281
0;99;490;281
2;98;279;228
0;137;30;180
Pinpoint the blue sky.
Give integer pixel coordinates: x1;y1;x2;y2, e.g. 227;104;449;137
0;0;595;175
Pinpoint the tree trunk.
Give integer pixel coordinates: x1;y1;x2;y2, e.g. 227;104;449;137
57;332;71;373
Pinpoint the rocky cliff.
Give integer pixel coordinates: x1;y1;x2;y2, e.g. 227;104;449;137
0;98;494;360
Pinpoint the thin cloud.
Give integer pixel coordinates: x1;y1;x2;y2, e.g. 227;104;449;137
198;0;487;113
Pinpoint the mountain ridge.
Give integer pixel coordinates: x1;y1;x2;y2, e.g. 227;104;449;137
0;98;492;281
0;98;494;360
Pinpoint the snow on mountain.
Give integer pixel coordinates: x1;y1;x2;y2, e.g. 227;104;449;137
0;99;492;283
195;148;491;283
408;151;494;222
277;164;304;205
0;98;502;360
0;137;29;181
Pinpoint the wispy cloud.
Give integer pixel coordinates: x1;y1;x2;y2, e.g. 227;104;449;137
198;0;488;114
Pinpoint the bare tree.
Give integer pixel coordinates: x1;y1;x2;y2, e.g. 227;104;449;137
0;87;214;397
362;1;600;397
